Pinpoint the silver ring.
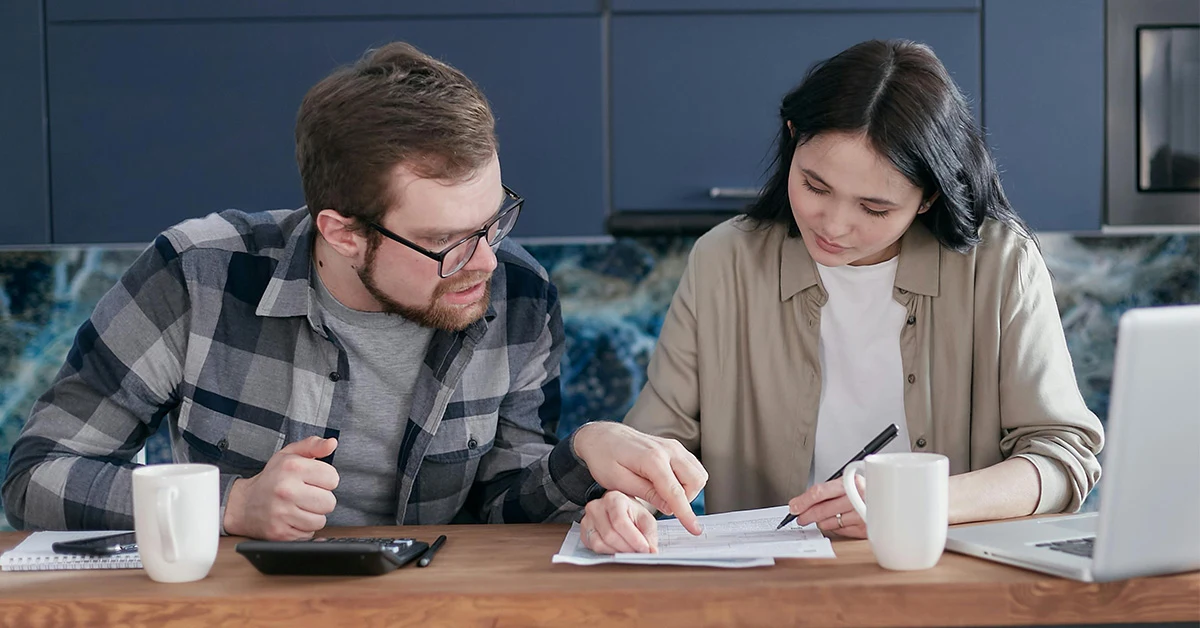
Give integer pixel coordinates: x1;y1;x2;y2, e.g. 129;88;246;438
586;528;595;540
835;512;844;528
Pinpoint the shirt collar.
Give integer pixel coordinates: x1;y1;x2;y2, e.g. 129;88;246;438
778;220;941;302
780;229;818;302
894;219;940;297
256;209;318;323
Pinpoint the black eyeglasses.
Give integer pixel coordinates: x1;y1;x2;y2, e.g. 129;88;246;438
368;185;524;278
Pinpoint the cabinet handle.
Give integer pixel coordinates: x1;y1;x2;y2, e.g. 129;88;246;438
708;187;760;199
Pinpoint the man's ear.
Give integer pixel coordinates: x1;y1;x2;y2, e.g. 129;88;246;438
315;209;368;259
917;191;940;215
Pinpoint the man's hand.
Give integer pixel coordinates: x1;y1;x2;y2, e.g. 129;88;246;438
786;477;867;538
580;491;658;554
223;436;340;540
572;421;707;536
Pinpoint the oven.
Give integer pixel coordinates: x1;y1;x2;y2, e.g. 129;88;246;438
1106;0;1200;229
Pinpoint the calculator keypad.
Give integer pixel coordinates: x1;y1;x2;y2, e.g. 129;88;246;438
313;537;415;547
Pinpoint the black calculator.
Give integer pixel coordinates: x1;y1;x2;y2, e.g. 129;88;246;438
236;537;429;576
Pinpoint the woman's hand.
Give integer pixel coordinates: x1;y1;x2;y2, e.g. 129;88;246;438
579;491;659;554
786;476;868;538
572;421;707;536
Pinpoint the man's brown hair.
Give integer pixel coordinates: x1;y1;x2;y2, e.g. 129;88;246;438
295;42;497;229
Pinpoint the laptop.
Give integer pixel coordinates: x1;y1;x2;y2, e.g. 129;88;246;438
945;304;1200;582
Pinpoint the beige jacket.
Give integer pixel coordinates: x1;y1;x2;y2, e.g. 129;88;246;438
625;217;1103;515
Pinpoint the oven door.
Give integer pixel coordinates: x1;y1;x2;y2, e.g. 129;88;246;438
1106;0;1200;229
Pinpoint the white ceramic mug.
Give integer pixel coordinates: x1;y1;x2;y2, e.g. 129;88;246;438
842;452;949;571
132;463;219;583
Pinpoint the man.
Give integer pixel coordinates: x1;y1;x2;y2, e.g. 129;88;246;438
3;42;705;542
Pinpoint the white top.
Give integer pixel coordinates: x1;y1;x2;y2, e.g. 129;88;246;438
810;256;912;486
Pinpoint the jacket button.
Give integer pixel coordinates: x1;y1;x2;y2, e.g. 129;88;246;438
328;371;340;382
467;438;478;450
906;315;916;325
907;374;916;384
217;438;228;452
916;438;927;448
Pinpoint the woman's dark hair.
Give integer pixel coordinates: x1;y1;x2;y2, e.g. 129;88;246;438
745;39;1031;252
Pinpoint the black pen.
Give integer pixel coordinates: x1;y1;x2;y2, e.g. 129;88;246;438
775;423;900;530
417;534;447;567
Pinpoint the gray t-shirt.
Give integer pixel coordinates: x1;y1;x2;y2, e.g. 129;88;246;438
312;267;433;526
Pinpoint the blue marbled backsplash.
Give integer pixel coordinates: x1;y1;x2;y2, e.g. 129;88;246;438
1;232;1197;529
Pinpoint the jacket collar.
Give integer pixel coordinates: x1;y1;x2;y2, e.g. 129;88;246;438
779;220;940;302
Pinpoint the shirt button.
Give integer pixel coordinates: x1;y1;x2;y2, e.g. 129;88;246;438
906;315;916;325
467;438;478;450
907;374;916;384
916;437;927;448
217;438;228;452
328;371;341;382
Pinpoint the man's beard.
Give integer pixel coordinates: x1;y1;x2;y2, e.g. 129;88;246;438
357;242;492;332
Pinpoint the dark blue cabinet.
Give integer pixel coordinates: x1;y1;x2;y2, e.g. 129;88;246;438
611;0;978;11
983;0;1104;232
0;0;1112;243
610;12;981;213
0;0;50;245
46;17;604;243
47;1;600;21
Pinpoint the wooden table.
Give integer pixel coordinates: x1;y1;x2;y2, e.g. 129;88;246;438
1;525;1196;627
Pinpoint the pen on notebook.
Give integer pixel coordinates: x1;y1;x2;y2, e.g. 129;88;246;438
775;423;900;530
417;534;447;568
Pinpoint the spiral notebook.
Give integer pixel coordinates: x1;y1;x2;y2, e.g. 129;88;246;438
0;531;142;571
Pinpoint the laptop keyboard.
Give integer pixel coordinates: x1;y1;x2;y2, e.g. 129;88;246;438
1036;537;1095;558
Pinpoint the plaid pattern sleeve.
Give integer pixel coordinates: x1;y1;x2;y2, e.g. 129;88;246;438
1;237;193;530
467;271;595;524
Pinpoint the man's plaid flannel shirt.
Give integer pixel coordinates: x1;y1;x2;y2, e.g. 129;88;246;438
3;208;596;531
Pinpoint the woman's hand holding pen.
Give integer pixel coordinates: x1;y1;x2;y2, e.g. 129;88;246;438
786;476;868;538
781;423;898;538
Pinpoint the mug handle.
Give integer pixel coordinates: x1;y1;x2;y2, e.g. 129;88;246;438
157;486;180;563
842;462;868;521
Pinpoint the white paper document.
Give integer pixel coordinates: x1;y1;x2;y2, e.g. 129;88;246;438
552;505;835;568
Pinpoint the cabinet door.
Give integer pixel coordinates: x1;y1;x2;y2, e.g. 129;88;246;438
611;12;980;212
47;17;604;243
983;0;1104;232
0;0;50;245
46;1;600;21
611;0;977;11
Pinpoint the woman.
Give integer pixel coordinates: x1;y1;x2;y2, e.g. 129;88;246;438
579;39;1103;554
